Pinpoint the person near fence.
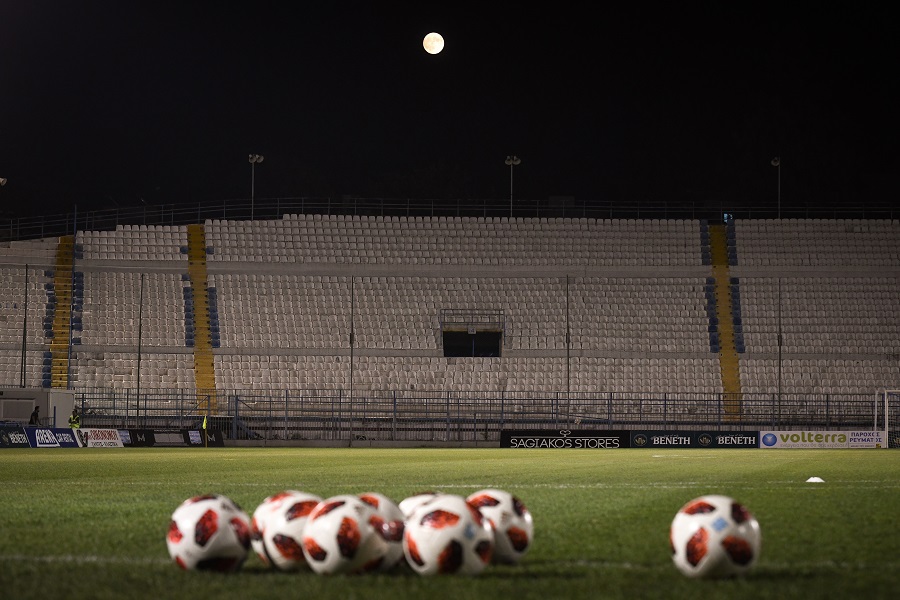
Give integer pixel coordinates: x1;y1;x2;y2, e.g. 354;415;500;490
69;408;81;429
29;406;40;426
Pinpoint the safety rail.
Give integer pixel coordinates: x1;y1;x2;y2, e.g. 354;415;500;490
5;196;898;243
440;309;505;333
72;388;889;444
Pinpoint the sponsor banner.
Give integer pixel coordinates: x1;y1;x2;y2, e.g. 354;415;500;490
630;430;759;449
76;428;124;448
500;429;627;449
760;430;886;449
120;429;156;447
847;431;886;448
0;427;32;448
187;429;225;447
51;429;80;448
147;429;224;447
153;429;188;446
23;428;81;448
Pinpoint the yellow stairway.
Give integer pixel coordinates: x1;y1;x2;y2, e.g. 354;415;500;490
187;224;217;412
49;235;75;389
708;224;742;417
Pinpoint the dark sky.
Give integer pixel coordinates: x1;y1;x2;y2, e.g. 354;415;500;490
1;2;896;218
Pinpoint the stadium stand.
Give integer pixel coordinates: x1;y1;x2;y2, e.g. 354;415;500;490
1;214;898;441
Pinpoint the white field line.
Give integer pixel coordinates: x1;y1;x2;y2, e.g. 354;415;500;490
554;559;900;572
422;482;900;490
0;554;170;566
5;480;897;490
2;553;898;573
2;479;898;493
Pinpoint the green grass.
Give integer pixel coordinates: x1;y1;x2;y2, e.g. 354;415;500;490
1;448;898;599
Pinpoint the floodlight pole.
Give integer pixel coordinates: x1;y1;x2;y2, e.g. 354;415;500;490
136;273;145;426
249;154;264;221
777;277;782;424
349;277;355;447
505;155;521;217
771;157;781;219
20;265;29;388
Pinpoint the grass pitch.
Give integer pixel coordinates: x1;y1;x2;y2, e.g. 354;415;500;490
1;447;898;600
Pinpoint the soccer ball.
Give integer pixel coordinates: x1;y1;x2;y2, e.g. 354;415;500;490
166;494;252;572
258;491;323;570
466;488;533;564
359;491;406;571
250;490;313;566
670;494;762;579
398;491;441;519
301;494;392;575
403;493;494;576
250;491;298;563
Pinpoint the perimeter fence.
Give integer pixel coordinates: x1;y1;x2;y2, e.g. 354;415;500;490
73;388;892;445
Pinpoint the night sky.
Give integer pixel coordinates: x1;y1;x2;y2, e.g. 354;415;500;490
1;2;896;218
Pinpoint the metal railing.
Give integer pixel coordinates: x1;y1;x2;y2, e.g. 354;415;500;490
73;387;893;446
4;196;899;243
440;309;505;332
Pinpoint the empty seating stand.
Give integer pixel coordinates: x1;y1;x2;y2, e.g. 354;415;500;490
0;216;898;402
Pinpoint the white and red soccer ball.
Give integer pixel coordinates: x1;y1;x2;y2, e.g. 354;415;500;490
398;491;441;519
301;494;393;575
669;494;762;579
466;488;533;565
359;491;406;572
254;490;322;570
166;494;252;572
402;493;494;576
250;490;309;565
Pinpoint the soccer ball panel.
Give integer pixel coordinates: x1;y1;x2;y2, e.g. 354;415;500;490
301;494;391;575
466;488;534;564
166;494;251;573
402;494;494;576
398;491;441;519
670;494;761;579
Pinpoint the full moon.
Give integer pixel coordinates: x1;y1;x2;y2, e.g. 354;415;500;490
423;32;444;55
